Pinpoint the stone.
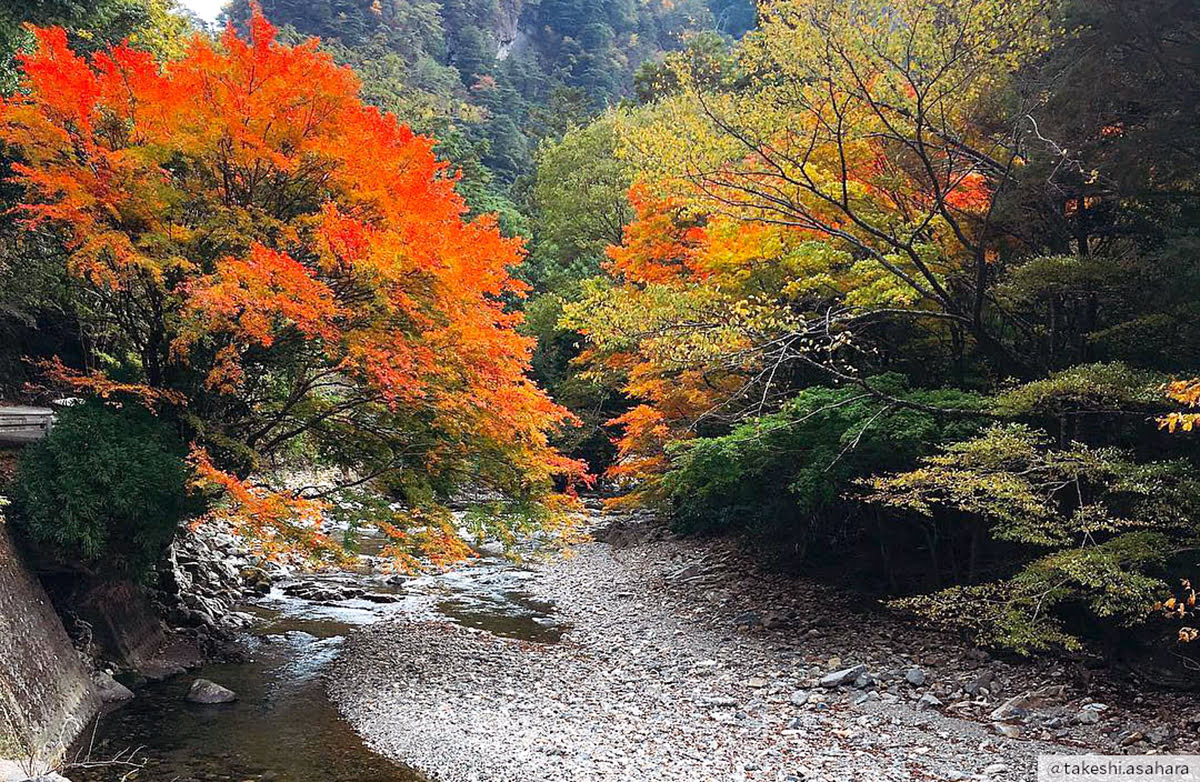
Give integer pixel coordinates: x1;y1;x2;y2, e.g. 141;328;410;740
965;670;995;696
789;690;809;707
984;762;1009;776
820;664;867;688
361;592;403;604
93;671;134;704
992;722;1021;738
915;693;942;711
905;667;926;687
703;696;739;708
761;611;788;630
186;678;237;704
1027;684;1067;705
733;611;762;628
989;695;1032;722
745;677;770;688
1076;709;1100;725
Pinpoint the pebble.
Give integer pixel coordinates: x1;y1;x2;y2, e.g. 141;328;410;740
325;515;1181;782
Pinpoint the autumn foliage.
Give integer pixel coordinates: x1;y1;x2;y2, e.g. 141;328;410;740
0;11;584;557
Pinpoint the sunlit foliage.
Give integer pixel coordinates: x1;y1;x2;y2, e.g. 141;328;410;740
0;12;585;560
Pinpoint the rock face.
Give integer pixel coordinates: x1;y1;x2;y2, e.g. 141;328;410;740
0;523;99;761
72;580;166;668
185;679;237;704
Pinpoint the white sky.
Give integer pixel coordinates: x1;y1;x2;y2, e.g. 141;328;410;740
179;0;226;24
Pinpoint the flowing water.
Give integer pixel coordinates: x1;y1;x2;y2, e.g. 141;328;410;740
69;552;563;782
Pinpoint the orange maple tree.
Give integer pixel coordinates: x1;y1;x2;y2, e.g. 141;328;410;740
1;12;585;558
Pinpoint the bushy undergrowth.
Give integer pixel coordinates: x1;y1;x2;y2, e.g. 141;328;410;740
662;376;987;541
10;399;194;579
863;422;1200;652
662;365;1200;654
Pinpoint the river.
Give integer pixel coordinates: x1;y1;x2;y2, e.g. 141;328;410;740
69;552;562;782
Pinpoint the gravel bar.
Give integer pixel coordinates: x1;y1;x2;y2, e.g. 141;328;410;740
330;523;1182;782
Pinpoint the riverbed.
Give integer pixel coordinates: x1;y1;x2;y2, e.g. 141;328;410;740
70;554;562;782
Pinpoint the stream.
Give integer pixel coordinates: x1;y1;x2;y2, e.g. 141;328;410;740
69;551;563;782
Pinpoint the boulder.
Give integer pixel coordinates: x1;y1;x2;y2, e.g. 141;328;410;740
185;678;237;704
93;672;134;704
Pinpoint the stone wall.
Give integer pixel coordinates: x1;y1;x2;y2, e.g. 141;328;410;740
0;521;98;763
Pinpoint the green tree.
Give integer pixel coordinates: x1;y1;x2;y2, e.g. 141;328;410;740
11;400;196;579
528;113;634;290
861;423;1200;652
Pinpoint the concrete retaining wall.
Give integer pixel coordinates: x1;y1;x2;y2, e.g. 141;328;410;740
0;521;98;764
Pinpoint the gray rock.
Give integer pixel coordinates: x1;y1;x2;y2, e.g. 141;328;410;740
1076;709;1100;725
992;722;1021;738
989;694;1032;722
361;592;403;604
984;762;1009;776
904;667;926;687
702;696;739;707
789;690;809;706
820;664;867;688
965;670;995;696
915;693;942;711
733;611;762;628
761;611;788;630
186;678;237;704
93;671;134;704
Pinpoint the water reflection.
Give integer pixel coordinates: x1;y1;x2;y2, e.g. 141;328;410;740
71;554;562;781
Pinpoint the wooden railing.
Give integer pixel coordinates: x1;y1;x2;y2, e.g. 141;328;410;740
0;406;54;445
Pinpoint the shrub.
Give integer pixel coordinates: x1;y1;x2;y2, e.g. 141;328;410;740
661;376;987;541
861;423;1200;652
10;399;195;579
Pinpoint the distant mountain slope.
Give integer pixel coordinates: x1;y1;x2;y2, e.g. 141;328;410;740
226;0;754;225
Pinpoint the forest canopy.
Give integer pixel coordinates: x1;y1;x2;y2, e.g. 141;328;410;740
0;8;585;566
560;0;1200;656
0;0;1196;663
